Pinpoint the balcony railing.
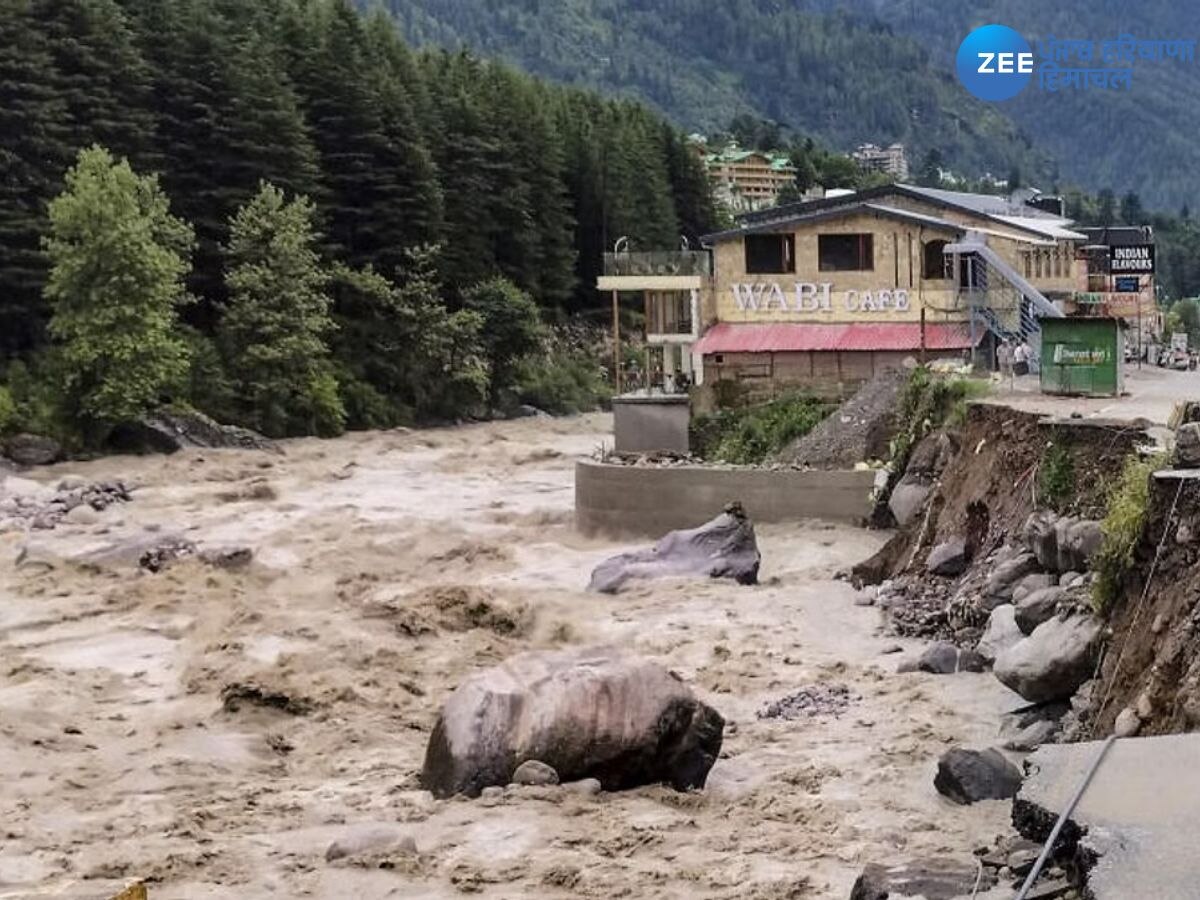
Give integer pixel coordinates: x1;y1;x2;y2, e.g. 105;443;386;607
603;251;711;277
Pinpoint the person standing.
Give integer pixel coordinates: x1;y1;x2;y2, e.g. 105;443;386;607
998;340;1014;387
1013;339;1029;377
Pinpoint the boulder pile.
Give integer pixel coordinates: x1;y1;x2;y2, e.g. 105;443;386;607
0;475;130;533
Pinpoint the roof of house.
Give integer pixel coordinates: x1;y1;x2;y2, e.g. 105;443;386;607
693;321;980;354
702;201;965;243
710;183;1085;244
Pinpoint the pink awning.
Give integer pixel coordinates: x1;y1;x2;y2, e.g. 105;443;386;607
693;322;980;354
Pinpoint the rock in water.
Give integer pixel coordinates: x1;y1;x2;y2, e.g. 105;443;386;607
993;613;1103;703
977;605;1023;664
106;408;279;455
926;538;969;577
421;646;724;799
511;759;559;786
588;503;760;594
3;433;62;467
934;747;1023;804
851;859;996;900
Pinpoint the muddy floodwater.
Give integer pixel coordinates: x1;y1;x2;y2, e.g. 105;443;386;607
1;414;1019;899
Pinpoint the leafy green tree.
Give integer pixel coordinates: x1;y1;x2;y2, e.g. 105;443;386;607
43;146;194;438
329;248;488;424
219;182;344;437
461;277;545;409
1166;298;1200;346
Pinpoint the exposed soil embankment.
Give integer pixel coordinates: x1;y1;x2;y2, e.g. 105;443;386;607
854;404;1148;591
1092;472;1200;735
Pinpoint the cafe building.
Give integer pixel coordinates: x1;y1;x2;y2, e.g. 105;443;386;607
691;184;1086;399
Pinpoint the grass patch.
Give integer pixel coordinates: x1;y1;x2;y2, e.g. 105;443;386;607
1038;441;1076;512
889;367;990;465
1092;452;1166;614
692;393;832;464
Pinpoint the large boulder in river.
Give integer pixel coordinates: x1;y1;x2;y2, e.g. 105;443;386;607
3;433;63;467
421;646;724;799
993;613;1103;703
588;503;760;594
106;408;279;455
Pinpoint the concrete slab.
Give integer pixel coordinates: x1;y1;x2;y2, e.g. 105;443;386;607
1018;734;1200;899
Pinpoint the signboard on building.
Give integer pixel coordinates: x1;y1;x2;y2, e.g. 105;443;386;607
1114;275;1140;293
730;282;911;314
1109;244;1155;274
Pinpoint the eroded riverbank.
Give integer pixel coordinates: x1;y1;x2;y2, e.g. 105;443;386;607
2;413;1018;899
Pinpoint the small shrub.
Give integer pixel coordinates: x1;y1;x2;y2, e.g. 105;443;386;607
693;393;832;464
512;332;609;415
1092;452;1166;613
1039;442;1076;511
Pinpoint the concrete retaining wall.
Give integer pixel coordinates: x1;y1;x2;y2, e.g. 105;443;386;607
576;459;876;537
612;394;690;454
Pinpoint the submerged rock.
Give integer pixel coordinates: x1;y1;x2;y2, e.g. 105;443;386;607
421;646;724;799
994;613;1103;703
511;759;559;786
934;747;1022;804
898;642;986;675
3;433;62;467
107;408;279;455
588;502;760;594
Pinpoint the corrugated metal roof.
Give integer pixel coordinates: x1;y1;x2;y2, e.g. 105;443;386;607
693;322;980;355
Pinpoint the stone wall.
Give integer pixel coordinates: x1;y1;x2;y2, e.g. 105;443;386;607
576;460;876;537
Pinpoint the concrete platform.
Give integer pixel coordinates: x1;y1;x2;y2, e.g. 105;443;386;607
1018;734;1200;899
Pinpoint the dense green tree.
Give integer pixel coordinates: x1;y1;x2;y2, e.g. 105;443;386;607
329;248;488;424
461;277;544;409
219;182;344;437
43;146;194;438
1097;189;1116;227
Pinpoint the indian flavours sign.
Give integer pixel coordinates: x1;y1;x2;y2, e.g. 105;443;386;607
730;282;912;314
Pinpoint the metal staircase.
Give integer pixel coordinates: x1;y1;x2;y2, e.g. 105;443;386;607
946;236;1063;364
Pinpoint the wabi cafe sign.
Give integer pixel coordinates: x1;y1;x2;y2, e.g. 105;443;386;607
731;282;911;314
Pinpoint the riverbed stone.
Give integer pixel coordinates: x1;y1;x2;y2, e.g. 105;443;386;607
934;747;1022;804
511;759;559;786
3;433;62;467
1012;572;1058;603
994;614;1103;703
983;553;1039;603
926;538;969;577
1015;587;1067;635
977;604;1023;664
888;481;930;528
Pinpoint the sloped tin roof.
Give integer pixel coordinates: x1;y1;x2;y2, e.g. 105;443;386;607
694;321;979;354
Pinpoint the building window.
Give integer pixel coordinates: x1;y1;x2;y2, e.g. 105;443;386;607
819;233;874;271
744;234;795;274
922;239;950;280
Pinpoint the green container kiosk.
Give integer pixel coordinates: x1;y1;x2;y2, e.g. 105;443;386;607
1039;316;1124;397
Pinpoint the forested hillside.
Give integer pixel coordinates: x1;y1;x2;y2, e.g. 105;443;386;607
0;0;718;444
374;0;1200;211
371;0;1054;190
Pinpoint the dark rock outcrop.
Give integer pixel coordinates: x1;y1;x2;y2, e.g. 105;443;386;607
421;646;724;799
107;408;279;455
588;502;760;594
3;433;63;467
934;747;1022;805
851;859;996;900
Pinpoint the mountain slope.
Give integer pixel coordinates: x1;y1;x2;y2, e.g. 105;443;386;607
375;0;1200;210
372;0;1053;185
